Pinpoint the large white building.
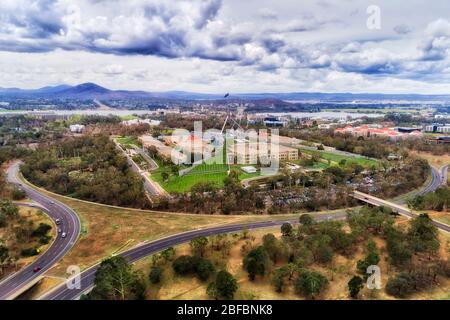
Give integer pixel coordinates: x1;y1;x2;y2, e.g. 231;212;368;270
69;124;85;133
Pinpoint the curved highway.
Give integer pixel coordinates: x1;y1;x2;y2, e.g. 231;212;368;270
1;162;447;300
0;161;80;300
42;212;347;300
416;166;445;196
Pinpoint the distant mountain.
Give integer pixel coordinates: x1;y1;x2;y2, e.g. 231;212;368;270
35;85;73;93
1;82;450;102
56;83;111;96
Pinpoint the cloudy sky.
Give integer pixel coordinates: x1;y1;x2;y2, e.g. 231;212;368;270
1;0;450;94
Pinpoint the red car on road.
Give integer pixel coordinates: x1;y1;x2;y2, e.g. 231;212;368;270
33;266;41;273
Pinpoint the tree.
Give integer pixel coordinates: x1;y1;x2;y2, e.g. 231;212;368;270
160;247;176;263
0;244;9;263
207;270;238;300
196;258;215;281
190;236;209;257
90;256;145;300
32;223;52;237
408;213;440;254
161;171;169;182
305;234;333;264
281;223;293;237
385;273;415;298
294;269;328;299
384;226;412;266
262;233;283;263
0;201;18;221
357;240;380;275
243;246;270;281
149;266;163;284
172;255;196;275
348;276;364;298
271;265;295;293
11;188;26;200
299;214;314;226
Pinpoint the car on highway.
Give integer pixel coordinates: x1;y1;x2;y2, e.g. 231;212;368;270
33;266;41;273
50;201;55;204
61;232;66;238
58;228;62;233
55;218;61;225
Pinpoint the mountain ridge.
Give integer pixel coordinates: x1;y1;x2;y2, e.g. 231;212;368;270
1;82;450;102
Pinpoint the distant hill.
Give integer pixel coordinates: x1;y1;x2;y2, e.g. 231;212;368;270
1;82;450;102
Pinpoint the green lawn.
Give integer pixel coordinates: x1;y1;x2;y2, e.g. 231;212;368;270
301;149;378;167
119;115;139;121
116;136;142;148
152;161;259;193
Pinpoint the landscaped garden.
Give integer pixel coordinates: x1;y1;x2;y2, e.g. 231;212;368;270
300;148;379;167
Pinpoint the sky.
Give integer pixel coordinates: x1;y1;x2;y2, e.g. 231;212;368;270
1;0;450;94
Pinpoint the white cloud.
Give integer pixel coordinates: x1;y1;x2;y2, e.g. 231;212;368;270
2;1;450;93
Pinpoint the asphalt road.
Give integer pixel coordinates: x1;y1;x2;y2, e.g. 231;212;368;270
416;166;445;196
41;211;347;300
114;140;163;196
0;161;80;300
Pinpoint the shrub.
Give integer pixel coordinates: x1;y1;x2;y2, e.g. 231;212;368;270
39;235;52;245
172;255;214;281
385;273;415;298
32;223;52;237
196;258;215;281
172;255;196;275
348;276;364;298
149;266;163;284
21;247;39;257
11;188;26;200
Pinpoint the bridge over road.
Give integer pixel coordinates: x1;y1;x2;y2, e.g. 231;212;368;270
352;190;450;233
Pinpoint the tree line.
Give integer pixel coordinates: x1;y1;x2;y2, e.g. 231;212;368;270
21;134;150;208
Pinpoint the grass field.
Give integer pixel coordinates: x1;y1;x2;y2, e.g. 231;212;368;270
116;136;142;148
152;163;259;193
301;149;378;167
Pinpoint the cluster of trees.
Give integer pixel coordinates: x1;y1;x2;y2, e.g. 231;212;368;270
21;135;150;208
0;115;65;147
280;129;393;159
348;208;446;298
169;236;239;299
87;235;238;300
409;186;450;211
239;208;445;299
162;114;225;132
239;214;359;299
87;256;146;300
